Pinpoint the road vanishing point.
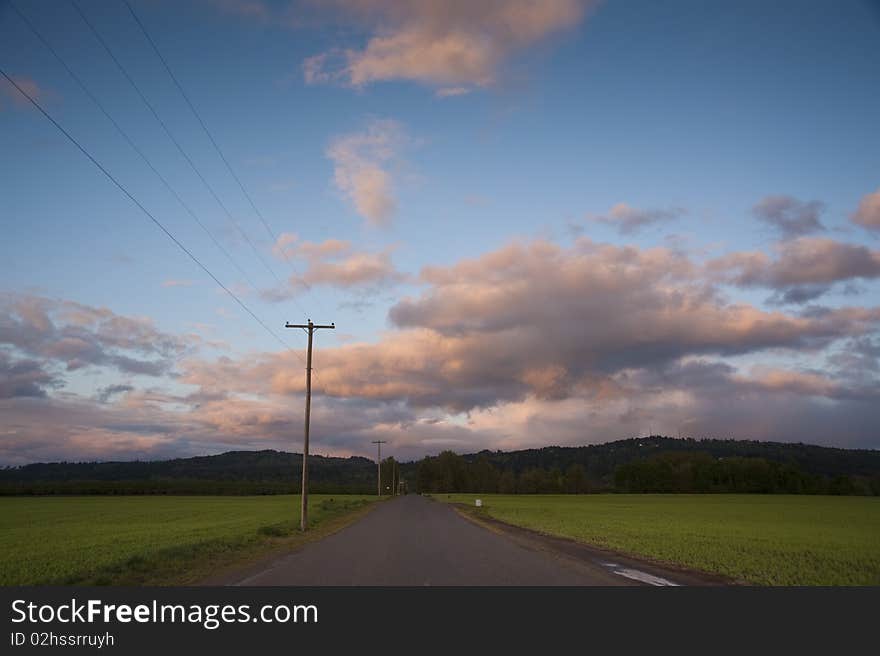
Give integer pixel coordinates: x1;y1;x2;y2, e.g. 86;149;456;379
218;495;724;587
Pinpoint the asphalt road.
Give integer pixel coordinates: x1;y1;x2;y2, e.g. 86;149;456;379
228;495;717;586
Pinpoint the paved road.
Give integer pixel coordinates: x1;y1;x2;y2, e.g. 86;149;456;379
228;495;713;586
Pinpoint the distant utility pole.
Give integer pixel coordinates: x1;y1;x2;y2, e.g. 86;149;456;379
285;319;334;531
371;440;386;497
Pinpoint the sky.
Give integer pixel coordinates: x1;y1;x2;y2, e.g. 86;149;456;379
1;0;879;465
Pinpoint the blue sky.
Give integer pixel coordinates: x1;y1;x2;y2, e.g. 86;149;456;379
1;0;879;464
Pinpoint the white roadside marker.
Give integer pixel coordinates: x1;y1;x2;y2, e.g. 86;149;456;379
598;561;680;586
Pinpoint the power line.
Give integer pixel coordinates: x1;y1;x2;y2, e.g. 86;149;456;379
0;68;294;357
14;1;315;368
68;0;286;290
10;1;263;297
10;4;326;380
121;0;328;315
123;0;275;246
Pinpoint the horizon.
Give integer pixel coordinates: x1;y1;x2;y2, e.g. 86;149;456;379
2;0;880;466
4;433;877;469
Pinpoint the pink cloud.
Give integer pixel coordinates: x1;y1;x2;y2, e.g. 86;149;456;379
4;236;880;465
588;202;686;235
192;239;880;414
0;293;196;377
0;76;43;110
303;0;596;92
326;119;411;225
263;234;406;300
708;237;880;303
752;195;826;239
852;188;880;231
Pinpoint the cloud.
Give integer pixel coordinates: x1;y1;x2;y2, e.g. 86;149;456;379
589;203;685;235
263;234;406;300
0;76;43;110
752;195;826;239
436;86;470;98
95;384;135;404
0;293;196;377
708;237;880;303
303;52;342;85
4;237;880;465
326;119;410;225
303;0;595;92
0;351;59;399
851;188;880;231
189;239;880;416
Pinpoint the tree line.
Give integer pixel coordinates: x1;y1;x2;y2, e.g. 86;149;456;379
409;450;880;496
2;437;878;496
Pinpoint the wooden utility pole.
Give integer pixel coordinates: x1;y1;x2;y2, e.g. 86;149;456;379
371;440;386;497
285;319;334;531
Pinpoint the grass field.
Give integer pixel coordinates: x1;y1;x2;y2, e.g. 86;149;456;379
0;495;375;585
435;494;880;585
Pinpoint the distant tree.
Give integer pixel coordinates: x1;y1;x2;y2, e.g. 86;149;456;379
565;463;589;493
498;470;516;494
470;455;500;493
416;457;436;493
435;451;468;492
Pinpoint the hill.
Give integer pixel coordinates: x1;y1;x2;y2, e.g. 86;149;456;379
451;436;880;479
1;436;878;495
0;450;376;495
409;437;880;495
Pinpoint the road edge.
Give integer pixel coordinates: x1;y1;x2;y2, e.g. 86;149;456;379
447;500;738;586
199;499;383;586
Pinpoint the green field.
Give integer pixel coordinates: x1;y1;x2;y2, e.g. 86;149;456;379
435;494;880;585
0;495;374;585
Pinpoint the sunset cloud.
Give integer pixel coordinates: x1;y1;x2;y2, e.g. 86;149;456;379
326;119;410;225
3;242;879;465
303;0;594;92
851;188;880;231
589;202;685;235
0;294;196;377
5;0;880;469
708;237;880;303
0;351;59;399
187;239;880;415
0;75;43;110
263;234;406;300
752;195;826;239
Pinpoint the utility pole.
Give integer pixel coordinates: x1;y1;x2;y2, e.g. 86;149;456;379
371;440;386;497
285;319;334;531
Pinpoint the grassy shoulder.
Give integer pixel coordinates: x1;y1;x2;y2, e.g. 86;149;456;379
432;493;880;585
0;495;376;585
